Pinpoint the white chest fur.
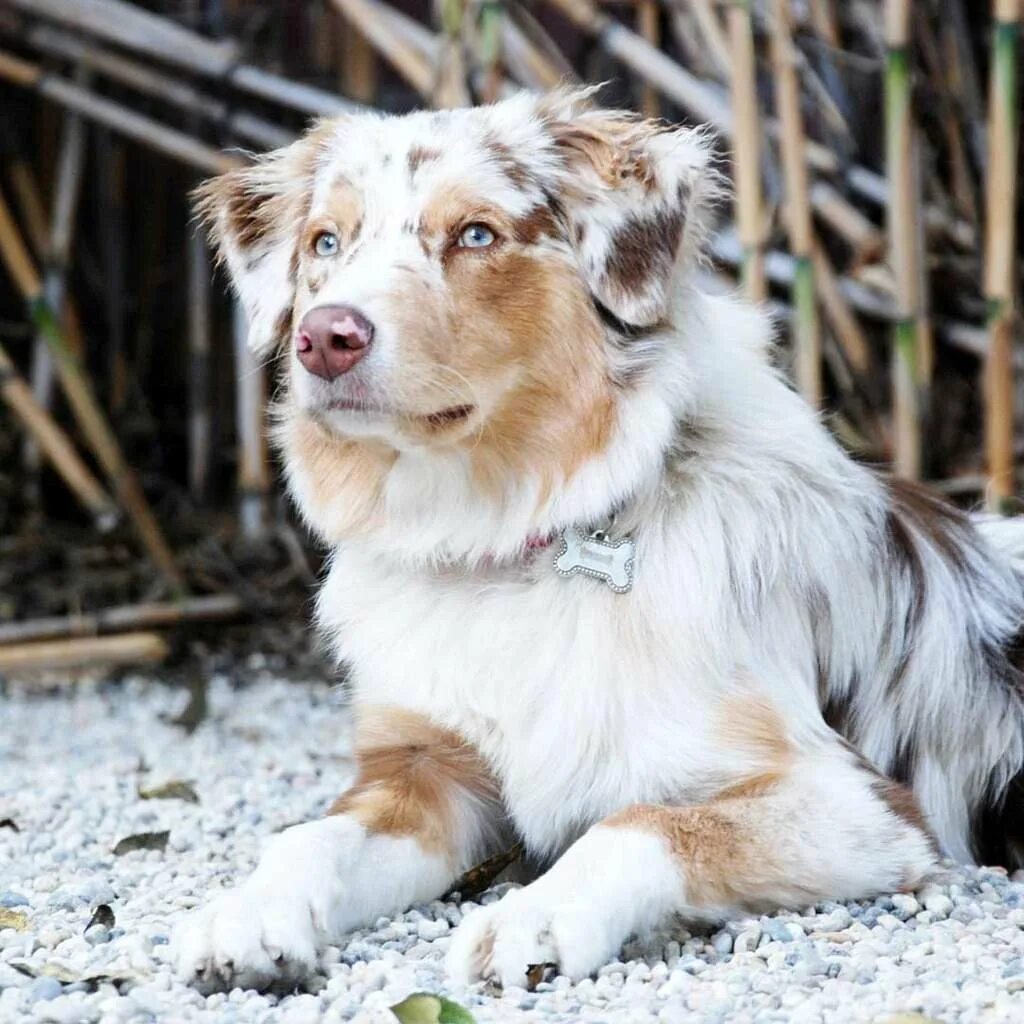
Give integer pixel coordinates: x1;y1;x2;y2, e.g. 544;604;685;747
317;545;745;856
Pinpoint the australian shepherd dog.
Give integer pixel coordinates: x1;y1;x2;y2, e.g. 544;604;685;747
172;89;1024;992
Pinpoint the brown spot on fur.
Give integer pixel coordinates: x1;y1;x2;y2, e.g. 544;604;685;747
871;778;938;854
604;803;803;909
510;205;561;246
330;707;501;858
713;771;786;802
485;135;532;190
408;145;441;176
718;695;792;767
603;208;685;300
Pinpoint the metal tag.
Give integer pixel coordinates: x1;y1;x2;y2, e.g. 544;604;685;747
554;526;635;594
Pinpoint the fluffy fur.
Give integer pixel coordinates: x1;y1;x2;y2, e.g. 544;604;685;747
173;90;1024;992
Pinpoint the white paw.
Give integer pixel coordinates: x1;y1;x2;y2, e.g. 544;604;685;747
446;886;618;988
172;820;348;992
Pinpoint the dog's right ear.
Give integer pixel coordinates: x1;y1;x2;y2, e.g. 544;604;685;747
193;128;331;354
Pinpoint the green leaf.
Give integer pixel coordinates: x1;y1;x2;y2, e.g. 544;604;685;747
437;998;476;1024
113;830;169;855
390;994;476;1024
138;780;199;804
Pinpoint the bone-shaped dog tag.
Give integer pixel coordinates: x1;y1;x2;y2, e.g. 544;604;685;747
554;526;635;594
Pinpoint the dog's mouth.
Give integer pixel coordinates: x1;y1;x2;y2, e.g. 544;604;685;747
420;404;475;429
319;398;476;430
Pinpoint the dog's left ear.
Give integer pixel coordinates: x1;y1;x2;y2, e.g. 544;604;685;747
543;99;716;329
193;127;331;354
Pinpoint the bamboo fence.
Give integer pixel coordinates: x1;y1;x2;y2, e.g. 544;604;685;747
0;0;1020;666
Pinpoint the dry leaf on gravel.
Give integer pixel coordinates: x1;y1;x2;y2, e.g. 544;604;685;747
0;909;27;931
113;830;169;855
138;780;199;804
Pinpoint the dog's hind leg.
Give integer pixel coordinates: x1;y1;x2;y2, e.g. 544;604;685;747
447;744;938;988
173;706;505;993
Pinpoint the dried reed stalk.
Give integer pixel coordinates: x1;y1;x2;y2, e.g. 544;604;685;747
0;340;115;526
0;594;243;645
0;633;169;674
885;0;926;479
0;187;184;588
771;0;820;403
638;0;661;116
232;302;270;540
726;0;766;301
983;0;1021;508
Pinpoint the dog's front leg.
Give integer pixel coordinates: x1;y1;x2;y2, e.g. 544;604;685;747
173;706;503;992
448;745;938;988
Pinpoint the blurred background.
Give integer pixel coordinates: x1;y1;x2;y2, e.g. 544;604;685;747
0;0;1020;685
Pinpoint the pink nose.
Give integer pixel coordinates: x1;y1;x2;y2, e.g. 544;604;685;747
295;305;374;380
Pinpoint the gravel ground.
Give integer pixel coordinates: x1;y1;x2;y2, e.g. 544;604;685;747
2;671;1024;1023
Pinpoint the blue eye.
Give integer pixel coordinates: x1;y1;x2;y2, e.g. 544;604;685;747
458;223;495;248
313;231;339;257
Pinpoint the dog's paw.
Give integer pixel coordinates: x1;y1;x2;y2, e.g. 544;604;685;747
446;886;617;988
172;819;354;993
172;882;321;993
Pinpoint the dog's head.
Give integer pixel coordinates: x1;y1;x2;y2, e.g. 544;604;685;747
196;90;715;545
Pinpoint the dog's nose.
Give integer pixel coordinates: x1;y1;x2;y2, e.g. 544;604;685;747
295;305;374;379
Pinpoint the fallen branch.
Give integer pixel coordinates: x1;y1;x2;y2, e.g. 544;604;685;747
0;594;244;645
0;633;169;674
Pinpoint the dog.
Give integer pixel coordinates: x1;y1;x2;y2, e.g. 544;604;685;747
171;89;1024;993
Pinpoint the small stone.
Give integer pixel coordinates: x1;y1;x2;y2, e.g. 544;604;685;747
712;931;734;955
734;927;762;954
0;893;29;909
923;894;954;918
28;977;63;1002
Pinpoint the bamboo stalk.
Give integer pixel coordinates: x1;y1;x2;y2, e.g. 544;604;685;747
0;633;169;674
14;22;293;151
809;181;885;265
26;73;90;476
7;160;49;257
6;0;360;117
638;0;661;117
810;240;873;378
0;51;242;176
330;0;435;97
232;302;269;539
0;341;116;526
684;0;731;78
983;0;1022;508
0;595;243;645
0;187;184;589
188;231;212;502
885;0;927;480
771;0;821;404
726;0;766;302
504;1;577;89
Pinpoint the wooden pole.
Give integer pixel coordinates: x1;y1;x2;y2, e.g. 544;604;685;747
983;0;1022;508
0;186;184;589
884;0;926;480
726;0;766;302
771;0;821;404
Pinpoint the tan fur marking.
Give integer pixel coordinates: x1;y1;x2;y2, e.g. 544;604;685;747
329;707;500;858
